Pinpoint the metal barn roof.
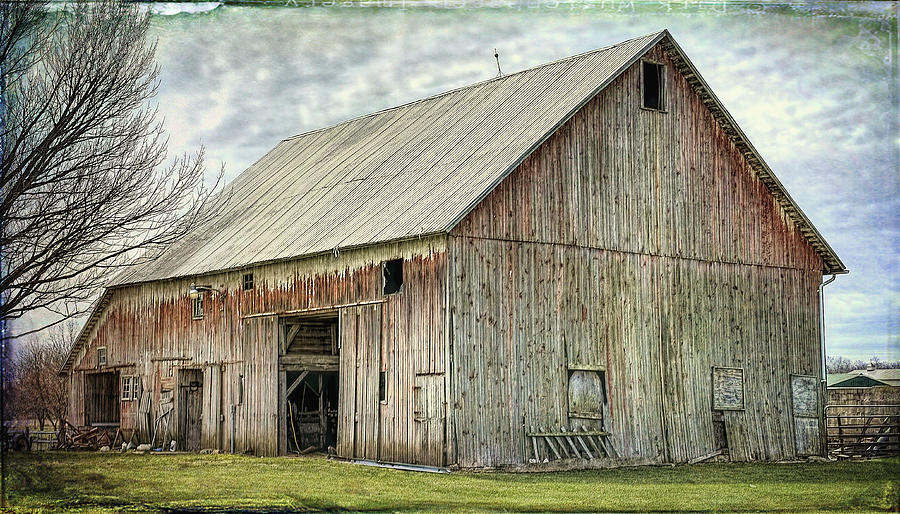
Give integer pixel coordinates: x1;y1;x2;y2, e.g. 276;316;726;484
111;29;846;288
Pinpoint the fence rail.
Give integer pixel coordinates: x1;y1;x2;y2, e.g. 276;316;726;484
825;404;900;458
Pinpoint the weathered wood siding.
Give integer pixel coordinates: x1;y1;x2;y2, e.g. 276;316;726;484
448;42;824;468
66;236;448;459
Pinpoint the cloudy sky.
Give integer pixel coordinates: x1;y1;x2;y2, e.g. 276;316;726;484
20;1;898;362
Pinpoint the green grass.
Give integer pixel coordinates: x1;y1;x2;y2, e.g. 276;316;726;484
6;452;899;512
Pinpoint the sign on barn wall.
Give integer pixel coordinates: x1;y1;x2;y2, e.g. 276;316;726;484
712;367;744;410
791;374;818;418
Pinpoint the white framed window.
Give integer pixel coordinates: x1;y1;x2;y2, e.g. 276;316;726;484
97;347;107;367
121;375;139;401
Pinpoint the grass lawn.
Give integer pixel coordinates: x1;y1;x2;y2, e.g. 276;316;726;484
6;452;899;512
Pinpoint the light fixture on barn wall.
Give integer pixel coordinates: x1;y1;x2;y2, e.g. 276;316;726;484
189;283;222;298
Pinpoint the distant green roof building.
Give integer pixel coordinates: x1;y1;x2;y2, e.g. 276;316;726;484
827;369;900;388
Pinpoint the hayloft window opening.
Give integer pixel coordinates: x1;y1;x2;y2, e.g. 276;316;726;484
283;313;339;356
642;61;665;111
567;367;608;419
192;293;204;320
383;259;404;295
97;347;107;367
243;273;254;291
379;371;387;403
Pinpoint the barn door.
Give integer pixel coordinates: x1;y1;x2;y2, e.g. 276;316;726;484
179;369;204;451
791;374;821;455
202;365;222;450
413;373;445;465
337;304;382;460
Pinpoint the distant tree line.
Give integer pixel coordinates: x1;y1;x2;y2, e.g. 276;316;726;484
826;355;900;374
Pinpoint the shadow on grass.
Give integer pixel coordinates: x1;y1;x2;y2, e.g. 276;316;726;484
460;458;900;486
7;452;153;511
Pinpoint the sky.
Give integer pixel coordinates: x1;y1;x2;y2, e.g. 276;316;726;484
16;1;899;362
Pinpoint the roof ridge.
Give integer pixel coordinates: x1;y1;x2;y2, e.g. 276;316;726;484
282;30;667;143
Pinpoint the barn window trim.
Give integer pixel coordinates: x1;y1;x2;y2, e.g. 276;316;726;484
640;59;667;112
192;293;204;320
242;272;254;291
97;347;107;367
382;259;404;295
121;375;139;401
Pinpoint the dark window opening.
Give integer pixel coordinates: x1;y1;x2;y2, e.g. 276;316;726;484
379;371;387;403
383;259;403;295
243;273;254;291
238;374;244;405
642;61;665;110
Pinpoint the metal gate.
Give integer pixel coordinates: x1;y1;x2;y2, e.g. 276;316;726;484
825;404;899;458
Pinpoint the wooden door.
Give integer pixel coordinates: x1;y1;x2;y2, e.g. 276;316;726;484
179;369;204;451
413;373;445;465
337;304;382;460
791;374;821;456
202;365;222;450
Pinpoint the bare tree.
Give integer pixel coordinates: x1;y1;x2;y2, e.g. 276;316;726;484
0;0;222;336
13;321;76;430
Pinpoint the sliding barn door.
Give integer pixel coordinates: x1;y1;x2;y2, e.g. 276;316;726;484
337;304;382;460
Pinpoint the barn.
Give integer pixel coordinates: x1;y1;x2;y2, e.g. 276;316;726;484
60;30;847;469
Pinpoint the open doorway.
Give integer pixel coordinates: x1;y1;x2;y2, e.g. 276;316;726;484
285;371;339;453
84;371;120;426
280;312;340;454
